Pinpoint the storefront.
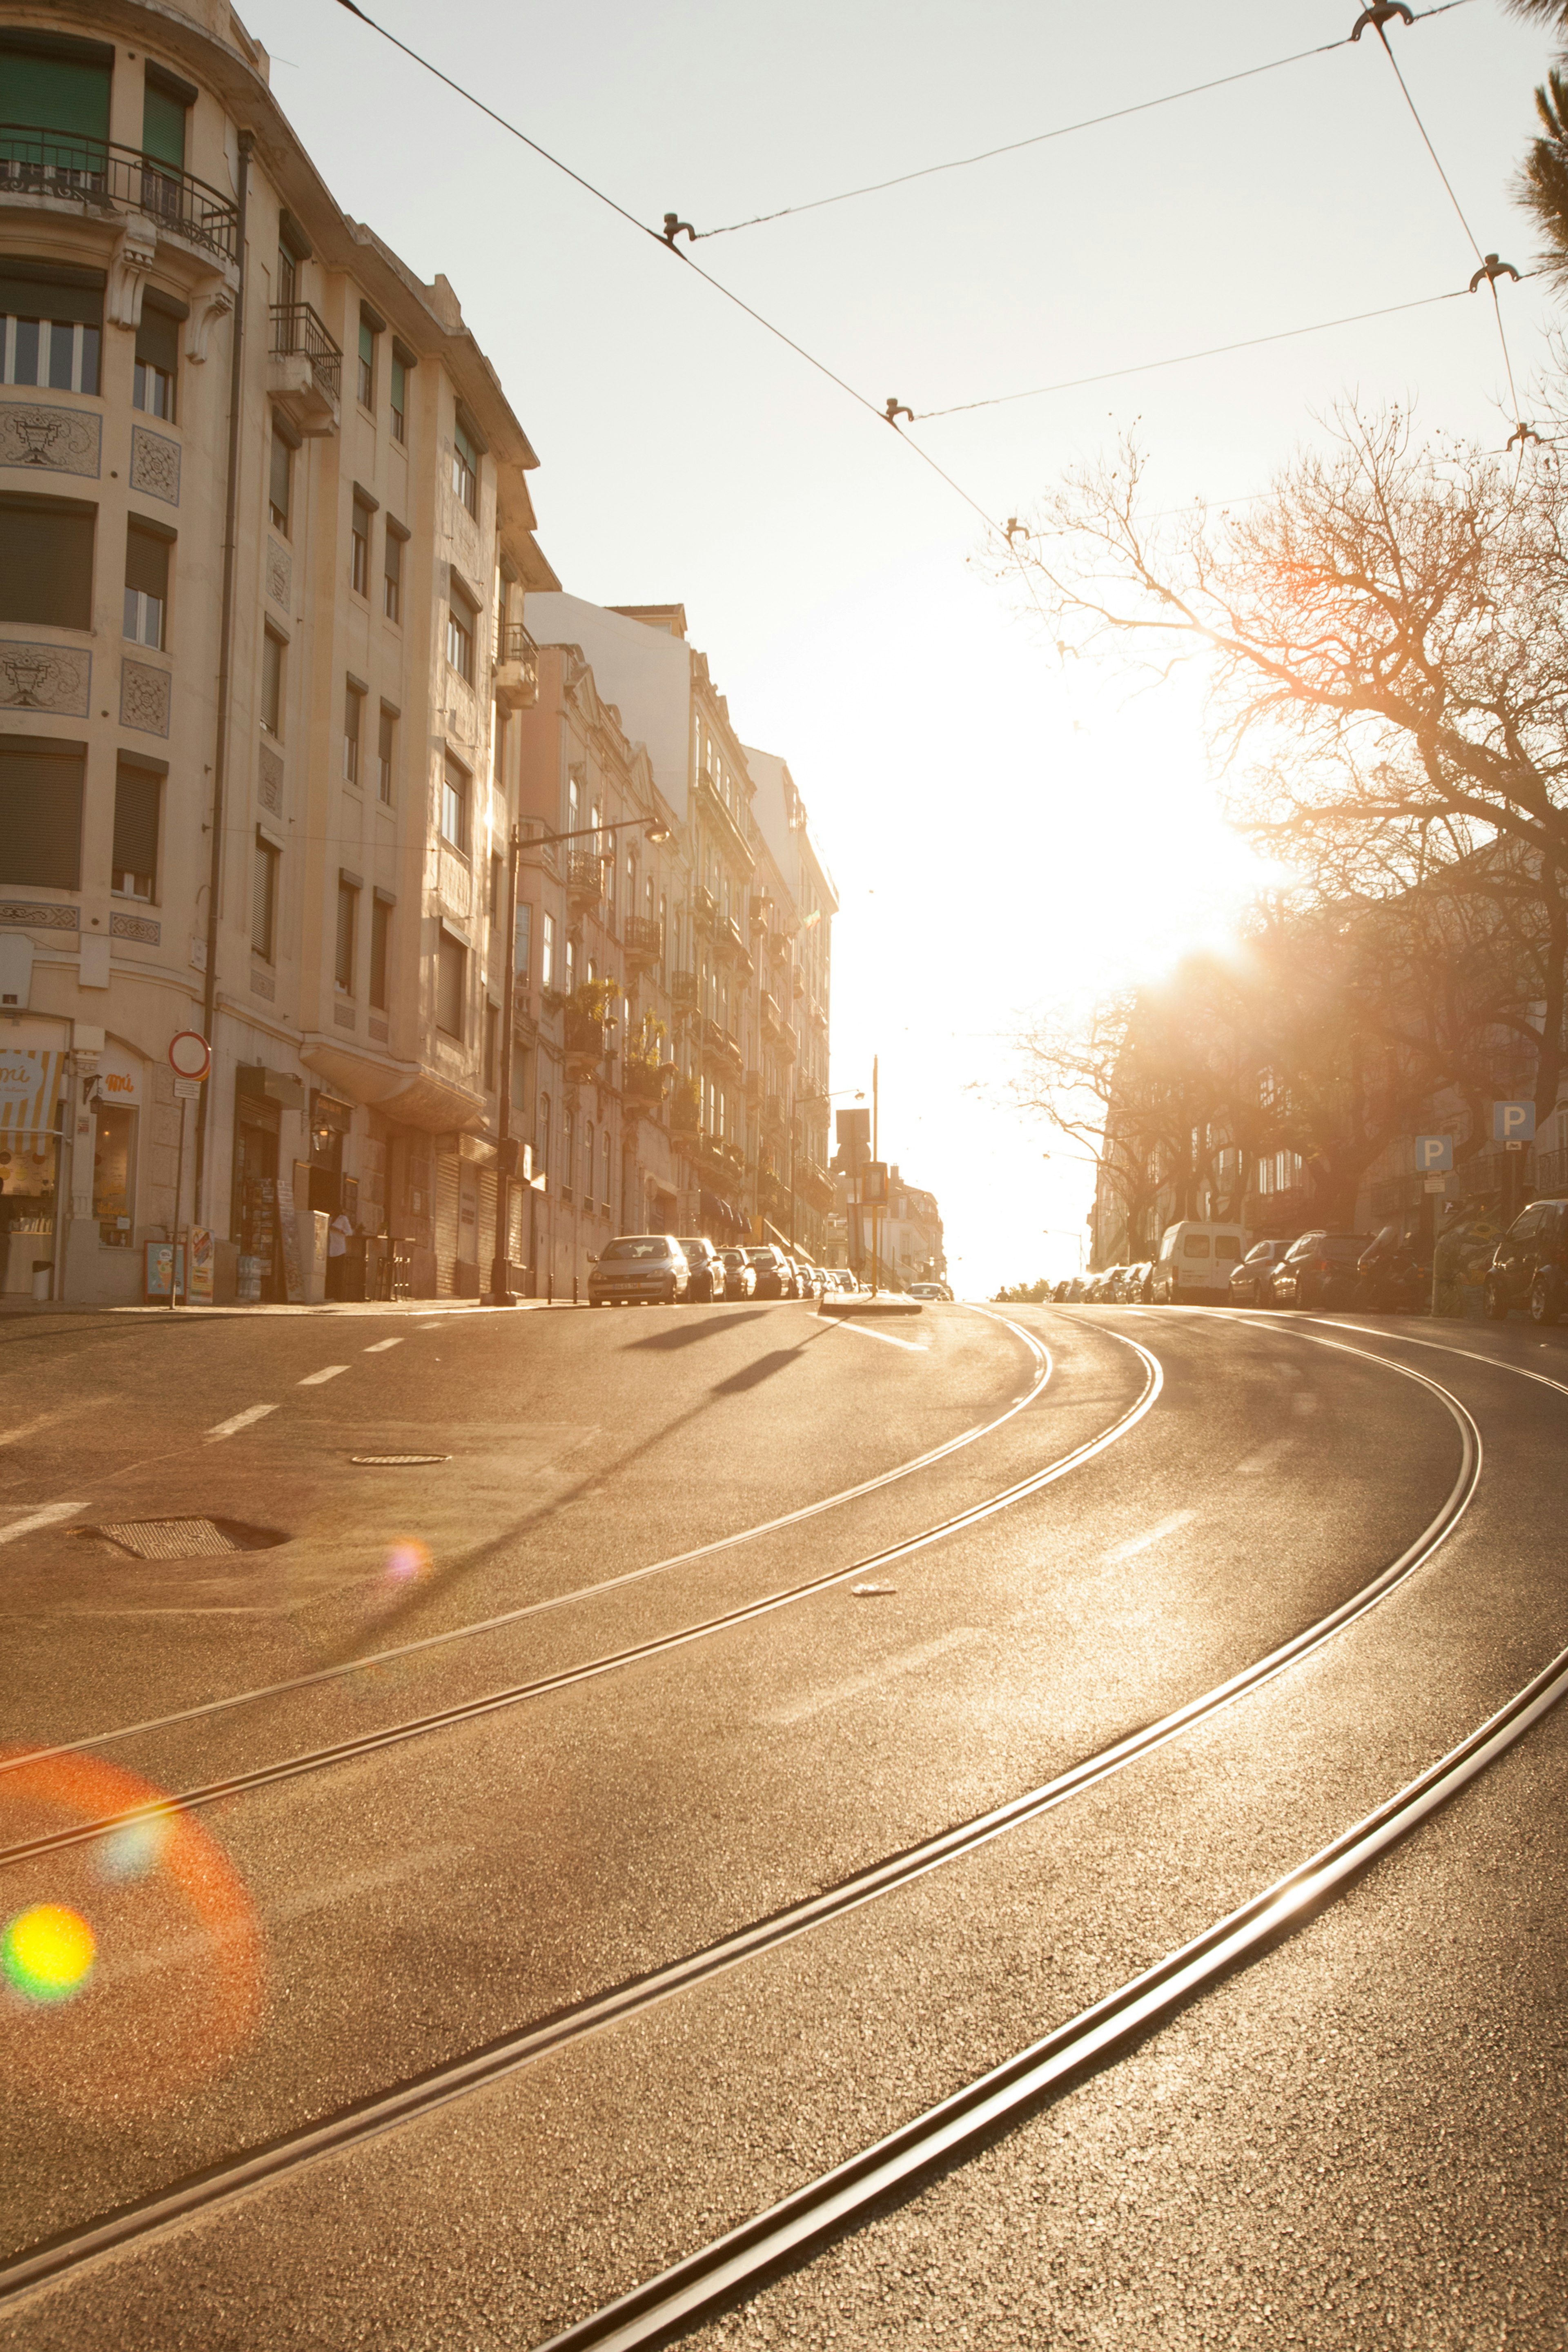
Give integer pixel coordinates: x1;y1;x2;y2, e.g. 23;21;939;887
0;1046;64;1297
232;1064;304;1304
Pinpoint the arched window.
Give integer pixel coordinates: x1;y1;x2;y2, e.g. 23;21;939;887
601;1127;611;1210
563;1105;575;1199
582;1119;595;1201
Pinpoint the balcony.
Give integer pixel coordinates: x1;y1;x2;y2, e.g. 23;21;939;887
565;851;604;907
691;884;717;933
791;967;806;999
808;998;828;1035
695;764;756;874
748;895;770;933
715;914;752;974
760;991;787;1045
743;1069;763;1102
268;302;341;435
0;126;240;262
670;969;699;1006
623;914;664;967
564;1008;610;1074
763;1094;786;1136
493;620;539;712
622;1058;671;1112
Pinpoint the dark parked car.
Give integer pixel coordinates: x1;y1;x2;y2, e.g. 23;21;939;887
1483;1196;1568;1323
1229;1238;1290;1307
677;1237;726;1301
1267;1231;1371;1311
745;1243;797;1299
719;1247;757;1298
588;1234;689;1306
1117;1262;1153;1303
1356;1225;1429;1314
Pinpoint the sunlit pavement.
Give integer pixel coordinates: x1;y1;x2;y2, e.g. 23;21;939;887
0;1302;1563;2348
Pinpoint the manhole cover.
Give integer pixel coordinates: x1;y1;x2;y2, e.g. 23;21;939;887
350;1454;451;1466
75;1518;286;1561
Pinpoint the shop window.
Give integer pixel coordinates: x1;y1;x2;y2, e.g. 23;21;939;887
94;1102;136;1245
369;892;391;1010
124;518;170;649
132;296;179;420
440;755;468;852
0;733;84;890
0;258;103;394
383;521;404;621
343;680;363;784
377;702;396;802
268;426;292;535
436;925;466;1038
0;494;94;630
112;757;161;900
350;495;372;597
335;875;357;993
252;832;278;960
260;625;284;736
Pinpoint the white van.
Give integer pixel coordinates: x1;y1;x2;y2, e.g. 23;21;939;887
1152;1220;1245;1304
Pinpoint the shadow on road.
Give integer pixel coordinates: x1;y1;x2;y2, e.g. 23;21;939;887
710;1348;810;1395
623;1310;770;1352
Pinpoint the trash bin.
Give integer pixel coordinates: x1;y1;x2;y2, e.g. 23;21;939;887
31;1258;51;1303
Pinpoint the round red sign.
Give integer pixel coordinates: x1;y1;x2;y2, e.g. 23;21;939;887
168;1031;211;1080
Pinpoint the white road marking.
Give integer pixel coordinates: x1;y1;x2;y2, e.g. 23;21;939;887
1234;1435;1296;1476
766;1626;981;1726
206;1403;279;1439
297;1365;350;1386
827;1318;928;1352
363;1338;403;1353
1103;1508;1196;1564
0;1501;85;1546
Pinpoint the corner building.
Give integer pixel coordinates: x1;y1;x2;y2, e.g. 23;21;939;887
0;0;556;1302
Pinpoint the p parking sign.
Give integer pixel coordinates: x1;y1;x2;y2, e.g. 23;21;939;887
1414;1135;1452;1173
1493;1101;1536;1144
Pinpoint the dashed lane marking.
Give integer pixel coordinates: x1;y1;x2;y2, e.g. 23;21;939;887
206;1403;280;1440
826;1319;929;1353
1102;1508;1197;1563
297;1365;350;1386
0;1502;86;1547
363;1339;403;1353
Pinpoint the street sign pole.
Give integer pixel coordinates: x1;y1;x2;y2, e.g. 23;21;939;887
169;1094;187;1311
166;1034;211;1310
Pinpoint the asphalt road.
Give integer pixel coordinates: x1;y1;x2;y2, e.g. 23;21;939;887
0;1296;1562;2348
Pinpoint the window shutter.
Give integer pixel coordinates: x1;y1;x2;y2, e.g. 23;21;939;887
112;762;160;877
0;497;95;630
0;734;85;890
125;522;170;599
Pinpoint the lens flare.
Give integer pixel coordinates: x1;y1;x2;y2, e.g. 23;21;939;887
97;1807;174;1882
381;1538;431;1592
2;1902;97;2004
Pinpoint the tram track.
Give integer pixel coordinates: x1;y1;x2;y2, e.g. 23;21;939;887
0;1328;1482;2305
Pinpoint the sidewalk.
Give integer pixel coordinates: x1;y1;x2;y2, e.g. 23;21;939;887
0;1296;552;1322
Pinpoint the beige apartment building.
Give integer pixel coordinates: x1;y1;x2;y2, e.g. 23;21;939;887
520;595;838;1292
0;0;559;1302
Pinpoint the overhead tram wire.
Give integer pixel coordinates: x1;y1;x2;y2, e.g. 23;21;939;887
684;0;1478;241
327;0;1052;620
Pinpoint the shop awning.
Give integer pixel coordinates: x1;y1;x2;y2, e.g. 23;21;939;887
0;1049;64;1138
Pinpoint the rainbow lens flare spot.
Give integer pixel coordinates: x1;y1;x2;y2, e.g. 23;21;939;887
1;1904;97;2005
381;1539;431;1592
98;1809;174;1882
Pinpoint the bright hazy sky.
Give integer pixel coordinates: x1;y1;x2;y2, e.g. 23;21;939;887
247;0;1562;1294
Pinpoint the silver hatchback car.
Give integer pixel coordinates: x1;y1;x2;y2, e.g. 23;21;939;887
588;1235;690;1306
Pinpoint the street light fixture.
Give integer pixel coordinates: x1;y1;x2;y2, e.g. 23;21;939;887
520;817;672;850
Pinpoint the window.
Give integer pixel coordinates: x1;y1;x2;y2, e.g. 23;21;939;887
537;1091;551;1184
335;875;357;993
0;733;84;890
446;583;475;682
564;934;576;996
260;626;284;736
583;1120;594;1200
383;521;404;621
491;705;506;785
488;852;503;925
369;892;391;1010
377;703;396;803
436;926;465;1038
541;911;554;993
390;351;407;443
343;681;364;785
602;1127;611;1212
111;758;160;900
276;235;297;315
0;260;104;394
562;1106;575;1203
1182;1234;1212;1259
0;494;94;630
141;65;190;171
132;297;178;420
252;833;278;960
452;414;479;516
124;520;169;650
356;312;376;410
350;496;371;596
483;999;498;1090
2;33;111;144
514;900;531;986
440;756;469;852
268;427;292;535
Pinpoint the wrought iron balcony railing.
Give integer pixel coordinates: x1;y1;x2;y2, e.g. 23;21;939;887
0;126;240;262
622;915;664;963
269;301;342;404
565;850;604;898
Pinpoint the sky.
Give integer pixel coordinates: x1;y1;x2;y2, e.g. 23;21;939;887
244;0;1564;1295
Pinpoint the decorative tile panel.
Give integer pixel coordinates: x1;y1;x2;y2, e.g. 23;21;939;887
333;1003;356;1029
369;1017;389;1042
0;900;79;930
258;743;284;813
0;641;90;716
265;537;291;610
120;659;171;737
129;425;180;504
0;402;101;477
110;912;160;944
249;969;276;1000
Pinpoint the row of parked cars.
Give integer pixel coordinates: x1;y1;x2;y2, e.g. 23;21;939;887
586;1236;868;1307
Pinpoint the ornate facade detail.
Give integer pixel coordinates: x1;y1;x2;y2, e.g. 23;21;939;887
0;642;90;716
105;220;160;330
0;901;79;931
369;1017;389;1043
120;659;172;737
185;279;234;364
109;912;161;944
249;968;276;1000
333;1003;356;1029
0;402;101;477
265;537;291;609
129;425;180;505
257;743;284;814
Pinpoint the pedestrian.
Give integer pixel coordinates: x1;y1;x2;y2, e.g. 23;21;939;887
327;1207;353;1301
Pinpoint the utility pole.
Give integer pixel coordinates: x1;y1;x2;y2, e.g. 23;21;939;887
871;1053;879;1298
488;821;520;1304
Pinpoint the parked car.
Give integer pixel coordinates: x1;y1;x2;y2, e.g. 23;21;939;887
908;1281;945;1300
792;1260;826;1298
1355;1225;1428;1314
1065;1275;1089;1302
1118;1262;1153;1303
827;1269;858;1294
719;1247;757;1298
1229;1238;1290;1307
1051;1279;1075;1303
677;1237;726;1301
1269;1231;1372;1312
587;1235;690;1306
745;1243;797;1299
1150;1221;1246;1305
1483;1196;1568;1323
1083;1270;1115;1302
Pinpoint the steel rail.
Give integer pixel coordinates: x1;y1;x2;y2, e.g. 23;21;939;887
0;1333;1476;2303
534;1634;1568;2351
0;1339;1159;1872
0;1316;1055;1780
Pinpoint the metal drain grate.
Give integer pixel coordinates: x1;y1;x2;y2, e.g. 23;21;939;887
350;1454;451;1466
76;1518;285;1561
